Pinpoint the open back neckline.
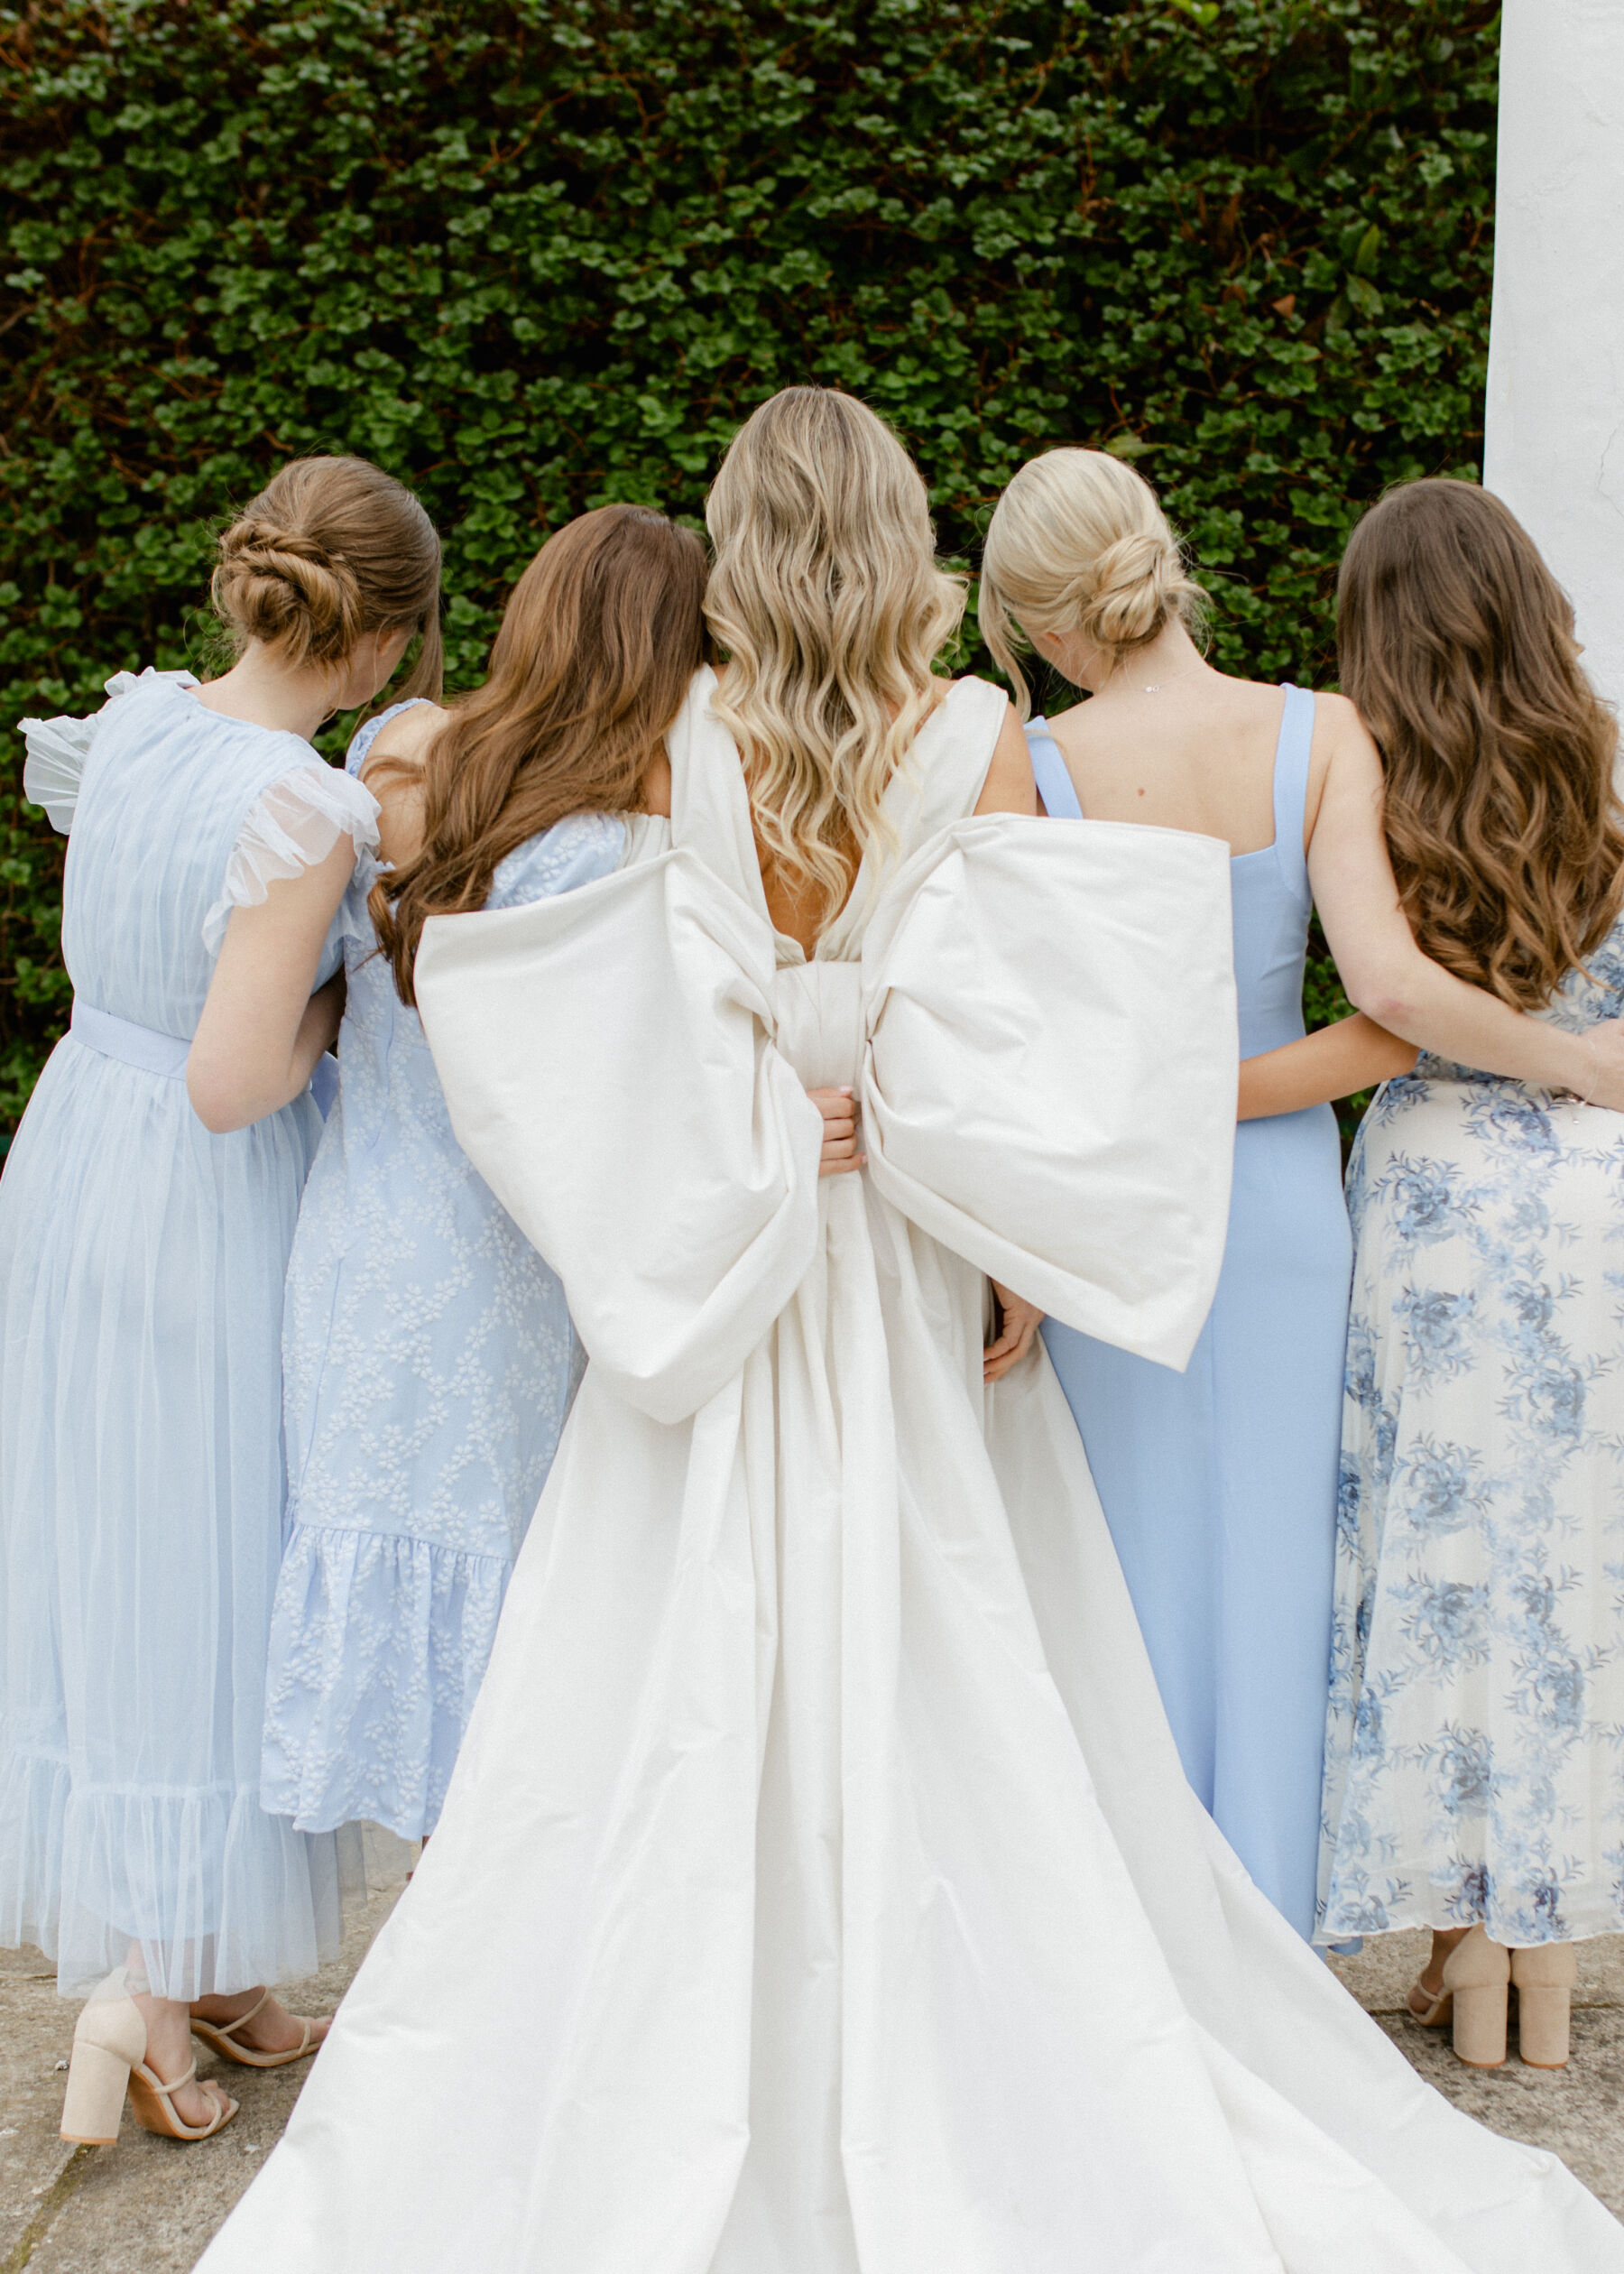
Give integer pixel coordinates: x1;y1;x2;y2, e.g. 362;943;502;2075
743;679;994;966
1028;683;1314;899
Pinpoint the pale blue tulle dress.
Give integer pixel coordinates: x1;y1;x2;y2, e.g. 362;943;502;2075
259;701;630;1843
1029;686;1352;1940
0;669;378;1998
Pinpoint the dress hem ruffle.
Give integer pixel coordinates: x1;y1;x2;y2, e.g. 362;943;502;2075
259;1522;514;1844
0;1742;353;1999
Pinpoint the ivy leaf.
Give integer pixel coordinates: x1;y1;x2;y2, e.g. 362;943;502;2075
0;0;1501;1134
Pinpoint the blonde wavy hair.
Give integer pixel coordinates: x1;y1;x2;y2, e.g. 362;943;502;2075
1338;478;1624;1012
979;448;1206;717
705;387;965;924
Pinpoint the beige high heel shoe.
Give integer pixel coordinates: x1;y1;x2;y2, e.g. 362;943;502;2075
60;1972;237;2145
1441;1925;1510;2067
1512;1941;1576;2067
190;1987;322;2069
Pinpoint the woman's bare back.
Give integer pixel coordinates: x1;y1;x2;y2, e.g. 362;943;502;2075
1044;665;1327;860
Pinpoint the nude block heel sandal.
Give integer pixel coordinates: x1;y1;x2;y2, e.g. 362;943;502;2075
1443;1926;1510;2068
1511;1942;1576;2068
190;1987;319;2069
60;1970;236;2145
60;1986;146;2145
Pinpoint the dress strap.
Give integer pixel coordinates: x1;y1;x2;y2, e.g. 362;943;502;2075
1025;718;1084;821
1271;684;1315;907
346;697;433;779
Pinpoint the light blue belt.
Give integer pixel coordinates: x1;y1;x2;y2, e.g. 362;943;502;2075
69;1001;190;1079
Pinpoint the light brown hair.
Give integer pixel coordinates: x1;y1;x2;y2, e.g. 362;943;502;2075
705;387;964;926
212;454;443;698
372;503;707;1005
980;447;1207;717
1338;478;1624;1012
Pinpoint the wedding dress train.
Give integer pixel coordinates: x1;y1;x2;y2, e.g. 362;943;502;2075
204;670;1621;2272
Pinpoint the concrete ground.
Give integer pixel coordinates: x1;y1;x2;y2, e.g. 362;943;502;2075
0;1831;414;2274
2;1892;1620;2268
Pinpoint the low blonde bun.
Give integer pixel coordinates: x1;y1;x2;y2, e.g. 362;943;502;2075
980;448;1206;716
211;456;444;699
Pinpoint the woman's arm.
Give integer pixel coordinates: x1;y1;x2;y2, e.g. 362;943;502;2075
1308;697;1624;1105
973;703;1040;818
1239;1013;1417;1122
188;835;357;1132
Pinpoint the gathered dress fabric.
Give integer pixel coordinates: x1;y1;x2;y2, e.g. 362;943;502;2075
261;700;639;1844
1319;914;1624;1949
1032;686;1352;1942
205;669;1620;2274
0;670;375;1999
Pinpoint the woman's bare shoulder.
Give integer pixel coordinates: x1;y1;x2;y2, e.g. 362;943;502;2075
1311;689;1381;767
362;699;449;779
972;698;1038;818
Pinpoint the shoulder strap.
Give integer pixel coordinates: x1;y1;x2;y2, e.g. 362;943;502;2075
1025;719;1084;820
346;696;433;780
1271;684;1315;905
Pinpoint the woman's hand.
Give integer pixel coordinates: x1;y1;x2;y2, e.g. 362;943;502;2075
984;1281;1044;1382
808;1086;865;1178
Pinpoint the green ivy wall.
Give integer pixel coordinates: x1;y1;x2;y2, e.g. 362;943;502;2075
0;0;1499;1131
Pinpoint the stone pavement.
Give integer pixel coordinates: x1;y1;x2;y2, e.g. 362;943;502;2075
3;1884;1621;2269
0;1834;413;2274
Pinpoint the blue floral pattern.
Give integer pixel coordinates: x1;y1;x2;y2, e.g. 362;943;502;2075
1318;923;1624;1946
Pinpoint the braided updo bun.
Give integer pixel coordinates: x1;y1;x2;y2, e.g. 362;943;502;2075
980;448;1206;716
212;455;443;699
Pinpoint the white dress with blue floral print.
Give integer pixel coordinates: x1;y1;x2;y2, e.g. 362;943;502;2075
1319;917;1624;1947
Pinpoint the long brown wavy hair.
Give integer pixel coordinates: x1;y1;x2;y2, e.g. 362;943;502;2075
1338;478;1624;1012
371;504;707;1005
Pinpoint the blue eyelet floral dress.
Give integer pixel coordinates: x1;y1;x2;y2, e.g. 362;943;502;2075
259;700;651;1844
0;669;378;2000
1318;915;1624;1949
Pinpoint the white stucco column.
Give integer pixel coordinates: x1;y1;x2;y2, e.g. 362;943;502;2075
1484;0;1624;708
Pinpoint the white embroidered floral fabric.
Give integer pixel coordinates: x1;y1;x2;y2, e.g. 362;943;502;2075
1319;917;1624;1947
260;704;632;1843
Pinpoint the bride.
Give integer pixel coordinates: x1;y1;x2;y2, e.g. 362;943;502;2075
204;390;1621;2271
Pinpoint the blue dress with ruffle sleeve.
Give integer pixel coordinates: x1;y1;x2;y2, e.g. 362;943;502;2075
0;669;377;1999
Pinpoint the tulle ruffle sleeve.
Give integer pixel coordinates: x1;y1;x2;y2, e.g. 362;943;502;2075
860;813;1238;1373
415;847;825;1425
20;667;199;835
202;763;382;956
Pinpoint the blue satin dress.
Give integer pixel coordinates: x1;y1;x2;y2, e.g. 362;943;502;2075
1030;685;1352;1939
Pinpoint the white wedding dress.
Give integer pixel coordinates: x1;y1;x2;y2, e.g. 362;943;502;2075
205;671;1621;2273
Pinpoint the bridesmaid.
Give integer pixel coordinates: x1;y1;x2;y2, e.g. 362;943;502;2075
1320;480;1624;2070
978;447;1624;1940
260;505;706;1845
0;454;439;2143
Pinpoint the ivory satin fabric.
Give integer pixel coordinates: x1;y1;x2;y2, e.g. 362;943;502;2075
204;671;1622;2272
